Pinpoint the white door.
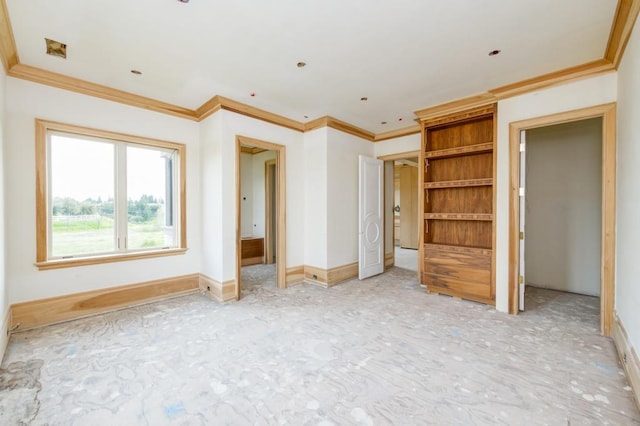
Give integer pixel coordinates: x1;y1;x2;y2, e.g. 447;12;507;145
519;131;526;311
359;155;384;280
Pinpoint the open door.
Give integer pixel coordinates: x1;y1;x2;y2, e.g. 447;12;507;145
359;155;384;280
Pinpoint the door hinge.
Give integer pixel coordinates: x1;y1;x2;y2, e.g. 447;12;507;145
519;275;524;284
519;231;524;240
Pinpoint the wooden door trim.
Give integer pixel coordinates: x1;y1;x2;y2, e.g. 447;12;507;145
508;103;616;336
236;136;287;299
264;159;276;264
378;150;422;276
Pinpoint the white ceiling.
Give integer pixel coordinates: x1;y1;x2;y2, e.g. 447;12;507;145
6;0;617;133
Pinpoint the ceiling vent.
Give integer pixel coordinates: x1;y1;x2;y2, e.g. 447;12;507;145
45;38;67;59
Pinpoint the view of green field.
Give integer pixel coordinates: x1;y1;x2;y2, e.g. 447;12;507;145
51;216;165;257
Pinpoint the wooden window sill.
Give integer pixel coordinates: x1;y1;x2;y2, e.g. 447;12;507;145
35;248;188;270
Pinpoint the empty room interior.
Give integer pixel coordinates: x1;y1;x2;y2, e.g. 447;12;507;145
0;0;639;424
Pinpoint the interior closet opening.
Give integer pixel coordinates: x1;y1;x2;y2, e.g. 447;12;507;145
518;117;606;325
380;151;420;274
523;118;602;308
235;136;286;299
509;104;616;336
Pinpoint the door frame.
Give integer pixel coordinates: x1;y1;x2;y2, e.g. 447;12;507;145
508;103;616;336
264;159;276;264
378;150;421;274
236;135;287;299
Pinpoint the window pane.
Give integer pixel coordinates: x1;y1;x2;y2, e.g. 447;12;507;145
50;135;115;257
126;146;176;250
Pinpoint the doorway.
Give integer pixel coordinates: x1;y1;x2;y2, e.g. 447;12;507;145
236;136;286;300
509;104;616;336
379;151;421;274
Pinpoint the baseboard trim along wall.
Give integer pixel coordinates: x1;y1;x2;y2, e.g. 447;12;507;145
10;273;200;331
304;262;359;287
199;274;235;303
385;251;394;268
286;266;305;286
0;306;11;362
612;312;640;409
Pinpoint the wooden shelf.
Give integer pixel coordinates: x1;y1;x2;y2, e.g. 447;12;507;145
423;243;492;256
424;178;493;189
424;213;493;221
424;142;493;159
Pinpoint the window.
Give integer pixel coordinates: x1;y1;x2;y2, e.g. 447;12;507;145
36;120;186;269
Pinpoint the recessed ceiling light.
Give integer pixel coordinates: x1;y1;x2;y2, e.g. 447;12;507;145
45;38;66;59
130;69;142;75
488;49;501;56
360;97;368;101
297;61;306;68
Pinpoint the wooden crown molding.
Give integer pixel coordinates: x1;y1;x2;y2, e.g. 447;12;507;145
9;64;198;120
239;145;267;155
490;58;615;99
199;95;305;132
304;116;375;141
415;93;497;122
1;0;638;140
606;0;640;68
373;124;421;142
0;0;18;72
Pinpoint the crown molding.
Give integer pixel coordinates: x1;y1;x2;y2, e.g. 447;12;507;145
605;0;640;68
490;58;615;99
8;63;198;120
0;0;18;72
373;125;421;142
304;116;375;141
0;0;638;141
196;94;304;131
415;93;497;122
324;116;375;141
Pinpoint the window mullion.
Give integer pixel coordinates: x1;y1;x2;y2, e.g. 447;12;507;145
115;144;128;252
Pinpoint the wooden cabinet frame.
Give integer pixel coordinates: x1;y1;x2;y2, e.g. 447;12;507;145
419;104;497;303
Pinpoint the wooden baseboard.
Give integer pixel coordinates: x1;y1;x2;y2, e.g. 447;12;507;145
286;265;305;286
0;306;10;363
10;274;200;331
612;312;640;409
241;256;264;267
385;251;394;268
199;274;235;302
304;262;359;287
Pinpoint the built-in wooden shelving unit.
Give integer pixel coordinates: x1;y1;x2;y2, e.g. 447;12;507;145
418;103;496;305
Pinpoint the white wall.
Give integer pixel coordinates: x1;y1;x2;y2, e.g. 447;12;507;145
0;64;8;358
525;119;602;296
303;128;328;269
240;152;254;237
200;113;224;281
326;129;374;268
374;133;420;158
384;161;394;256
5;78;202;303
215;110;306;279
251;150;277;238
616;16;640;353
495;73;617;312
